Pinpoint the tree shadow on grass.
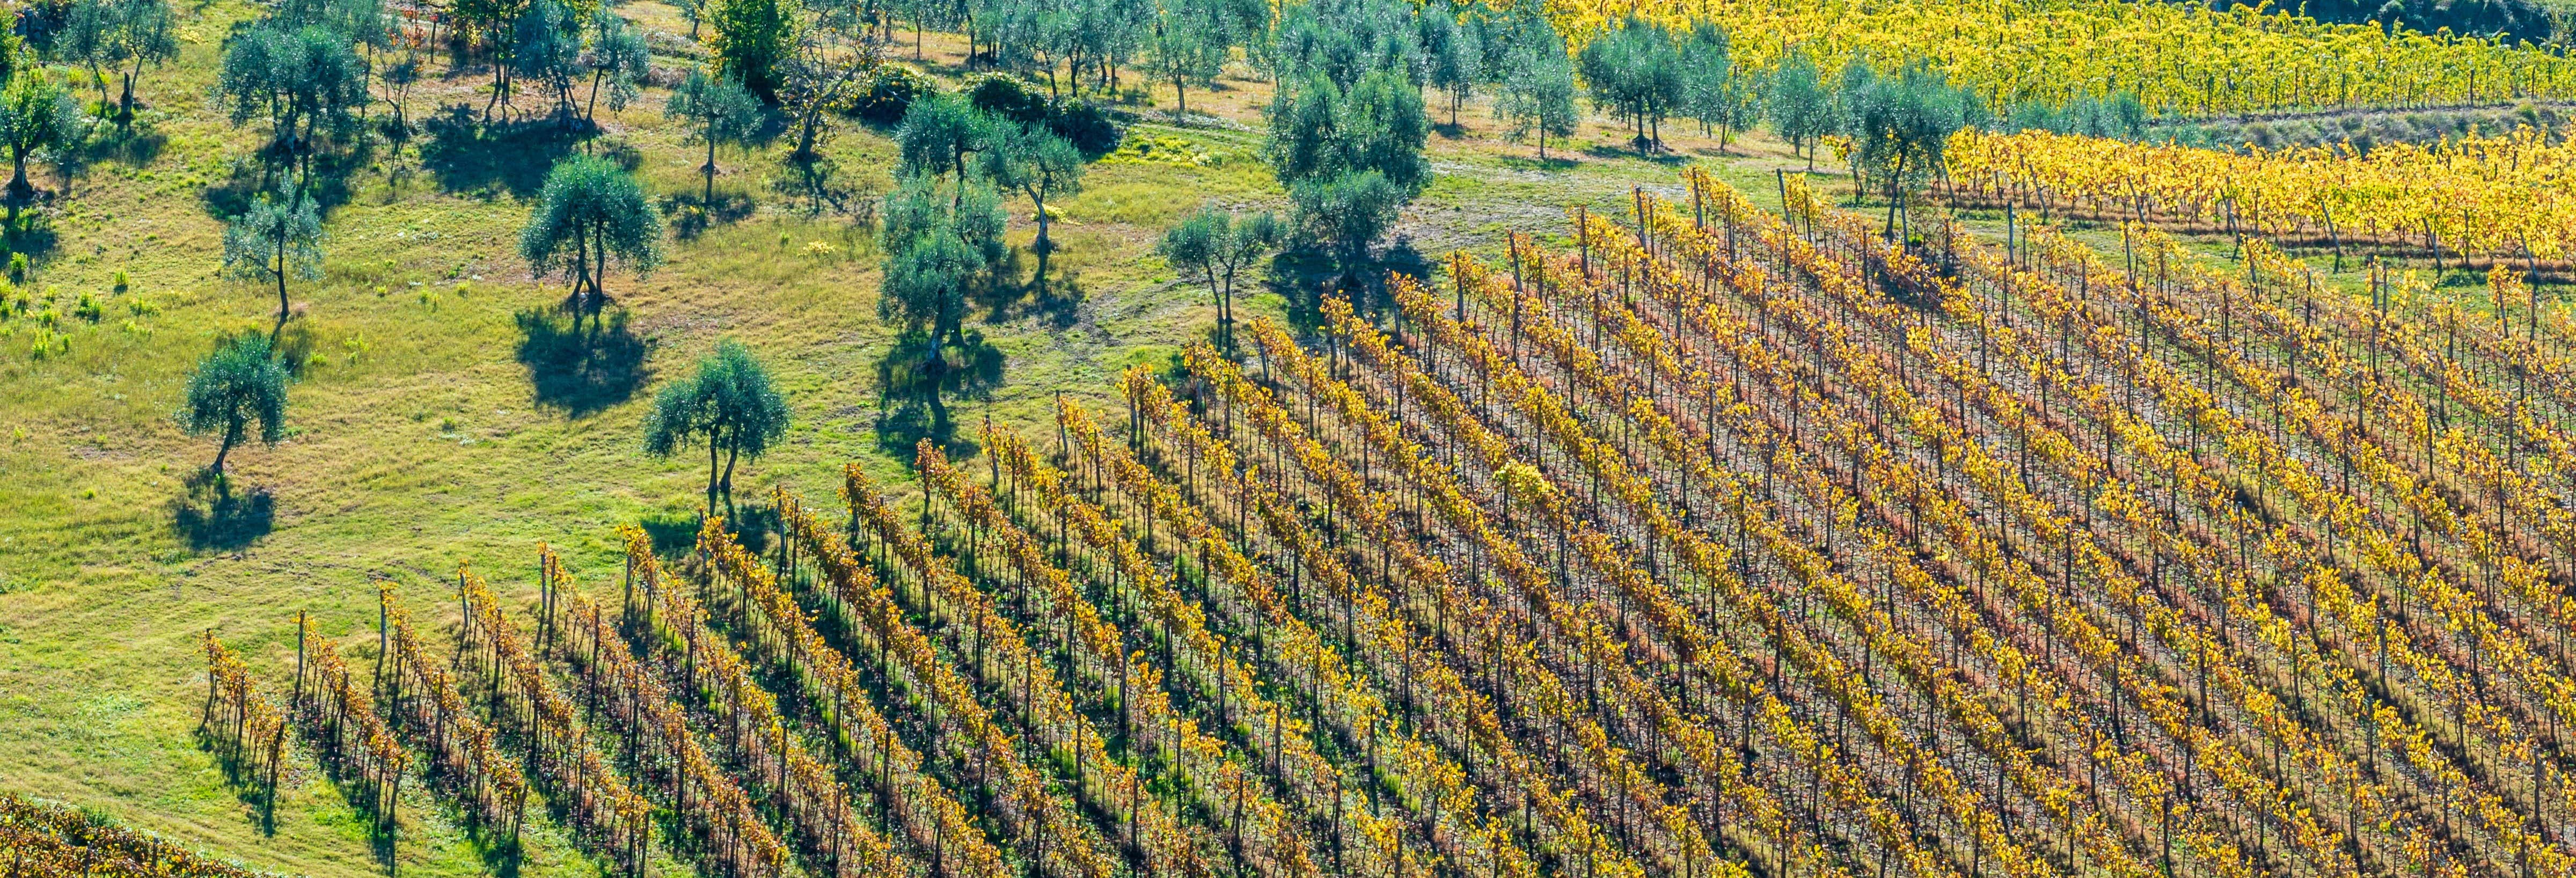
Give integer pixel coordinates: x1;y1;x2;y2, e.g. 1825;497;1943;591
1580;142;1689;165
636;510;703;558
400;742;522;878
472;837;522;878
873;329;1004;460
1267;239;1428;328
274;320;323;376
971;250;1081;330
1019;270;1084;331
171;470;274;552
199;137;372;220
1494;154;1581;173
1263;244;1342;336
515;305;650;418
667;190;763;240
304;770;398;873
667;116;785;237
726;504;778;555
1376;239;1432;291
419;104;577;198
198;163;263;220
0;209;59;263
771;155;879;221
72;122;166;170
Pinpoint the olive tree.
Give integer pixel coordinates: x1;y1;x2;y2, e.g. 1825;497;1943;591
215;24;367;171
1843;62;1970;236
1141;0;1228;116
177;333;290;477
513;0;586;123
452;0;530;116
875;173;1006;437
583;10;649;127
379;53;418;139
1832;58;1878;194
58;0;116;107
1766;49;1829;168
61;0;177;125
643;339;791;515
519;155;661;322
1268;0;1417;90
1263;67;1426;268
1419;0;1481;127
221;193;325;321
777;10;877;162
0;63;76;217
1493;35;1575;160
979;120;1084;274
893;92;986;185
665;69;765;208
708;0;794;99
1575;16;1681;151
1157;205;1278;349
1680;23;1759;147
675;0;705;39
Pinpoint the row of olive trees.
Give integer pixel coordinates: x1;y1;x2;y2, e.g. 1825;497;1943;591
175;320;790;520
170;0;858;508
863;0;1265;114
171;0;364;485
180;144;780;507
183;148;768;499
1565;15;2154;231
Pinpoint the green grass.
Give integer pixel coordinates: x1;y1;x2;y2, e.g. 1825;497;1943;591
0;6;1798;875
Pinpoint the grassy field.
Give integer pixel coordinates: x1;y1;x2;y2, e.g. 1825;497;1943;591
0;3;1805;874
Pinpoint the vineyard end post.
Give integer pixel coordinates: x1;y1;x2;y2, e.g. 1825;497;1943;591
200;630;216;734
373;592;387;692
1776;169;1788;229
1577;204;1589;276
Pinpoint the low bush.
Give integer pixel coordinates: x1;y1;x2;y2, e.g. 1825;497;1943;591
853;64;936;125
966;73;1048;125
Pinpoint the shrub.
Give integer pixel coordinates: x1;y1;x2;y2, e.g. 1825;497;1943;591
72;290;101;322
8;253;27;286
853;64;934;125
110;269;128;293
1047;100;1122;156
966;73;1047;125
